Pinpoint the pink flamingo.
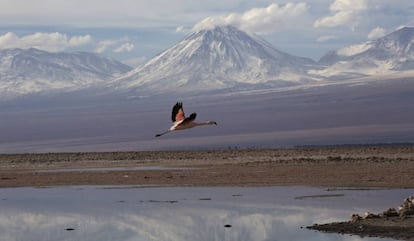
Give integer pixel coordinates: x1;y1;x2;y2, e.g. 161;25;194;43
155;102;217;137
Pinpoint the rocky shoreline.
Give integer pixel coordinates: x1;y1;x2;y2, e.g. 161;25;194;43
307;196;414;240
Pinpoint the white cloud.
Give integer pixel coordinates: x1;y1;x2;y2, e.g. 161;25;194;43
367;27;386;39
330;0;367;12
314;11;354;28
316;35;339;42
0;32;19;47
95;40;118;54
175;25;190;33
69;35;93;46
95;38;135;54
314;0;367;29
193;2;309;34
0;32;92;52
114;42;134;53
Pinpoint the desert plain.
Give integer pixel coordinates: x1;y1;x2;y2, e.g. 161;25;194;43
0;145;413;188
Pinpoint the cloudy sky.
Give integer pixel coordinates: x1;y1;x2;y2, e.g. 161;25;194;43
0;0;413;67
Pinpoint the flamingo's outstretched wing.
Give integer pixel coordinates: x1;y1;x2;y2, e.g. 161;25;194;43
172;102;185;122
181;113;197;125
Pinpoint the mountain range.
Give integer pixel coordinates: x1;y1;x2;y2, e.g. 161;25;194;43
0;26;414;100
314;26;414;78
0;48;131;100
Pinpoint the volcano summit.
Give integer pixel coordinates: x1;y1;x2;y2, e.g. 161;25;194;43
113;26;320;95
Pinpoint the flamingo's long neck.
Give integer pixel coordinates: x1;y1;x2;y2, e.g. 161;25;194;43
194;121;216;126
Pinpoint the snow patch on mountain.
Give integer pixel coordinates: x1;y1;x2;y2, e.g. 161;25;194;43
309;60;397;79
337;43;372;56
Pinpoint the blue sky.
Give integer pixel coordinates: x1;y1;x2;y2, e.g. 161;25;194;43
1;0;413;67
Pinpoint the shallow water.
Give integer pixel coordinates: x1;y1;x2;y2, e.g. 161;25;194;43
0;186;412;241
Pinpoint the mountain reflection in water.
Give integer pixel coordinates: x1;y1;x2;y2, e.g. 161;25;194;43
0;186;410;241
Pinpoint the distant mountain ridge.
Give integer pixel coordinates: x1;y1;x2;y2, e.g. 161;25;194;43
314;27;414;78
0;48;131;99
1;26;414;100
113;26;320;95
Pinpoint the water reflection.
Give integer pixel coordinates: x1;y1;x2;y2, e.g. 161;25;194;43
0;186;411;241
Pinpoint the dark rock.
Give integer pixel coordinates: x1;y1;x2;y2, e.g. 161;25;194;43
363;212;380;219
382;208;399;217
398;196;414;216
351;214;362;223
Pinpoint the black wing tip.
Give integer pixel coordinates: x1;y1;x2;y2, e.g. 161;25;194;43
182;112;196;124
173;102;183;110
171;101;184;122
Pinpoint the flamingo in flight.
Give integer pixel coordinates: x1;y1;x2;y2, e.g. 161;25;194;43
155;102;217;137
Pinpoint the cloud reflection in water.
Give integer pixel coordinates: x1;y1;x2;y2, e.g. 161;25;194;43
0;186;408;241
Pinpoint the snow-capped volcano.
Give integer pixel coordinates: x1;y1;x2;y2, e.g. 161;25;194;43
314;27;414;78
114;25;319;94
0;48;131;99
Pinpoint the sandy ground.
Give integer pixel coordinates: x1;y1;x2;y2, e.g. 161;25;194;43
1;145;414;240
1;145;414;188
